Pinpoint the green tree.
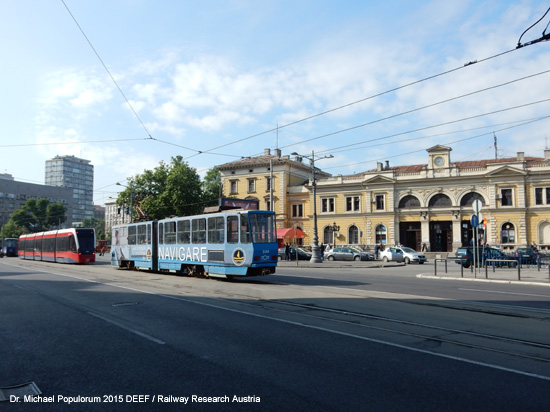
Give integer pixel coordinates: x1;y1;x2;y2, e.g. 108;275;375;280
9;198;66;233
117;156;204;220
203;167;221;207
81;217;106;240
1;220;25;238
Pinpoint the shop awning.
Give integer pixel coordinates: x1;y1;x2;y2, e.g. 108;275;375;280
276;228;305;239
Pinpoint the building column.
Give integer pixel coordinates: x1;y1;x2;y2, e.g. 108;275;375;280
452;215;463;252
420;214;430;251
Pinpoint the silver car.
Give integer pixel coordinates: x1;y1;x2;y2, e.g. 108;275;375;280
325;247;372;261
394;246;426;264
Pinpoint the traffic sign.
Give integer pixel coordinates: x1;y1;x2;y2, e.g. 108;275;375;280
471;214;479;228
472;199;483;213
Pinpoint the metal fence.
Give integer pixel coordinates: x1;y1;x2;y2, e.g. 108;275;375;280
433;255;550;282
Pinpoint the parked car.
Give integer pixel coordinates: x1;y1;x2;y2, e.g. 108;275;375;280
455;246;517;268
379;247;404;263
394;246;426;264
350;247;375;261
278;246;312;261
513;247;537;265
325;247;372;261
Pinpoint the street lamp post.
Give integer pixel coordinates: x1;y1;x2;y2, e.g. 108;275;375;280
116;182;133;223
291;150;333;263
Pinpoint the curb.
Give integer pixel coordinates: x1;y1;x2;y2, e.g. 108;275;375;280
416;274;550;287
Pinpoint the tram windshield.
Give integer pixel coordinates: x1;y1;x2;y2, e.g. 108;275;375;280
5;238;18;248
76;229;96;254
248;212;276;244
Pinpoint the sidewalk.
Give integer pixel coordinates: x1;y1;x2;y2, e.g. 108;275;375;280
417;261;550;287
276;259;405;269
276;258;550;286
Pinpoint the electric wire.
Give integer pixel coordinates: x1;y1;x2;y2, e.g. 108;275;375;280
183;47;525;161
321;117;548;171
315;102;550;156
53;2;550;184
517;6;550;47
269;70;550;153
60;0;200;154
0;137;148;148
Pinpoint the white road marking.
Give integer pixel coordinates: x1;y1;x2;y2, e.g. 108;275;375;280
87;312;166;345
4;261;550;381
459;288;550;298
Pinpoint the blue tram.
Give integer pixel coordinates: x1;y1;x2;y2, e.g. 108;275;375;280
2;238;19;257
111;210;278;278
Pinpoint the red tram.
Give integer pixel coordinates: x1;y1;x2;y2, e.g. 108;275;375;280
19;228;96;264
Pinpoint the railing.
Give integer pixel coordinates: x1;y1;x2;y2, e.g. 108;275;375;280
434;257;465;277
433;256;550;282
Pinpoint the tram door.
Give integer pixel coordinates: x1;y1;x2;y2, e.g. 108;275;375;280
429;221;452;252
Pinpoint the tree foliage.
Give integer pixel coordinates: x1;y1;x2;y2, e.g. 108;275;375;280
8;198;66;233
1;220;25;239
117;156;210;220
203;167;221;207
81;217;106;240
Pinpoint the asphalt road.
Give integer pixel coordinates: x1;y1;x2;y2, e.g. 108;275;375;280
1;257;549;411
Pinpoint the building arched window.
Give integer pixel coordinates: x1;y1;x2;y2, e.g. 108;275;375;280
375;224;387;244
323;226;334;245
539;222;550;245
460;192;485;207
398;195;420;208
428;194;452;207
348;225;359;244
501;222;516;244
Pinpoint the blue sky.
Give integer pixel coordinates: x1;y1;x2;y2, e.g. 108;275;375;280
2;0;550;205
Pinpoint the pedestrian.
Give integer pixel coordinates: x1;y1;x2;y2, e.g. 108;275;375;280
374;244;379;260
325;243;331;253
285;243;290;260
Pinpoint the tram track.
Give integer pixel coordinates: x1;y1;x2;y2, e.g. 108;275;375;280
6;258;550;379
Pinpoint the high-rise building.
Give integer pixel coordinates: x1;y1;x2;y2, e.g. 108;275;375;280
45;155;94;225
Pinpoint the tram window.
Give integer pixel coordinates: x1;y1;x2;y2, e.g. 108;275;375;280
240;215;251;244
165;221;176;244
249;213;276;243
208;216;224;244
192;218;206;243
159;223;164;245
147;224;151;244
69;235;77;253
227;216;239;243
44;237;55;253
128;226;137;245
177;220;190;244
137;224;147;244
56;236;66;252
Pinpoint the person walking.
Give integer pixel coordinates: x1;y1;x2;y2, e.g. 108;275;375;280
285;243;291;261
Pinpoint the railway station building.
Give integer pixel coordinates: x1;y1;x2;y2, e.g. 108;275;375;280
216;146;550;254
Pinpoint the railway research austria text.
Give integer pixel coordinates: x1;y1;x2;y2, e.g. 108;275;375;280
11;394;260;404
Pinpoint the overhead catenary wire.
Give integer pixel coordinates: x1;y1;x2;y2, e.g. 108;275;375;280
60;0;200;154
268;70;550;153
56;1;550;183
183;47;533;161
321;117;549;172
315;102;550;156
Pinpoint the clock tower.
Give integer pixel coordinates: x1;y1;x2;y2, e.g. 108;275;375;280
427;145;452;169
